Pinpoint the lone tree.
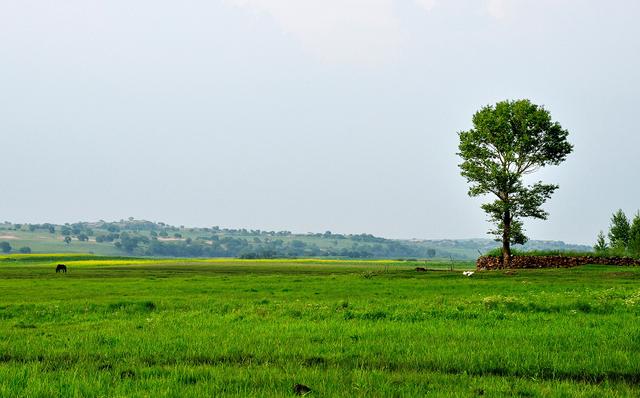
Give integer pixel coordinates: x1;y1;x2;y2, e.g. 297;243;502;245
458;99;573;267
594;231;608;253
608;209;630;250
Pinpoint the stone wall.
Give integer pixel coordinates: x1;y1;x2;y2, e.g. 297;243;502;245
476;255;640;270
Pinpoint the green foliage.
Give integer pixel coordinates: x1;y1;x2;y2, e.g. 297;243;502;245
488;218;528;245
117;233;149;253
458;99;572;262
0;241;11;253
608;209;631;249
594;231;608;253
18;246;31;254
598;209;640;258
628;212;640;256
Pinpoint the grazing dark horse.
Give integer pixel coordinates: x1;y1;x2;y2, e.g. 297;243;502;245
293;384;311;396
56;264;67;273
415;267;427;272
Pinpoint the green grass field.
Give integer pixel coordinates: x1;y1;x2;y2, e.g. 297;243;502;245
1;255;639;397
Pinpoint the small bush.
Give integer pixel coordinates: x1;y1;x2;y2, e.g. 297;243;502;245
107;300;156;313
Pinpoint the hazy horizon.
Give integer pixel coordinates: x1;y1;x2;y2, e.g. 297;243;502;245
0;216;596;247
2;0;639;245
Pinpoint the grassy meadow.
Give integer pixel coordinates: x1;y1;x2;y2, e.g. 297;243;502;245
1;255;640;397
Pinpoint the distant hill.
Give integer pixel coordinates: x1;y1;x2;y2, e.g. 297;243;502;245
0;220;592;260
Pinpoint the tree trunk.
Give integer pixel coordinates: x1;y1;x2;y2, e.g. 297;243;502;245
502;210;511;268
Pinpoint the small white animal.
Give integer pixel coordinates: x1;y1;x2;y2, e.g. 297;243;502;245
462;271;475;277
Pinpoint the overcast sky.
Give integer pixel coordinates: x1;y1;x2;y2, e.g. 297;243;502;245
1;0;639;244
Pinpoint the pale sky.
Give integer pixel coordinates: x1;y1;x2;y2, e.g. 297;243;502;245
1;0;639;244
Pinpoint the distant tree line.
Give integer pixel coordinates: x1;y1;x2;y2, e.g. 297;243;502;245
84;232;438;259
0;242;31;254
0;219;446;259
2;218;591;260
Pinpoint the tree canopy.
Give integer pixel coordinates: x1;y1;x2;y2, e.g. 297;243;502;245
458;99;573;265
0;241;11;253
608;209;631;249
600;209;640;257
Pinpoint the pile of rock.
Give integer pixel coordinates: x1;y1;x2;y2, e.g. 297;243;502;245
476;255;640;270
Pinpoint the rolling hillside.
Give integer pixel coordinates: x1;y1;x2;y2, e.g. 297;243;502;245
0;220;591;260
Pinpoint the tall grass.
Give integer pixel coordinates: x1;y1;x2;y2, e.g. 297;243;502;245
0;257;639;396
